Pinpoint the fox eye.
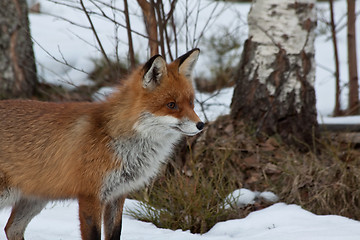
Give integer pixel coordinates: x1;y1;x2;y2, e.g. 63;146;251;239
167;102;178;110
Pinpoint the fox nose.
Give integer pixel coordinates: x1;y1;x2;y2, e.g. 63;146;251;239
196;122;205;131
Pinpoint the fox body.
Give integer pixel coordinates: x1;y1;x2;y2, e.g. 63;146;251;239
0;49;204;240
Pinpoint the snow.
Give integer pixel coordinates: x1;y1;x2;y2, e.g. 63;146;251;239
2;197;360;240
207;203;360;240
224;188;258;208
93;86;118;101
1;0;360;239
224;188;279;209
318;115;360;125
259;191;279;203
194;87;234;122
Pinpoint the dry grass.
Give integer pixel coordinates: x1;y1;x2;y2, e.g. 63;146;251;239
89;58;133;86
128;145;242;234
195;116;360;220
129;115;360;233
273;137;360;218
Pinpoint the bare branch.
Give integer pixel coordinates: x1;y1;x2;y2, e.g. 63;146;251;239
31;37;89;75
191;1;222;48
42;12;91;29
137;0;159;56
154;0;166;58
124;0;136;68
91;0;125;14
80;0;110;65
191;0;201;48
170;7;178;57
329;0;341;116
161;1;175;61
164;0;178;24
47;0;151;41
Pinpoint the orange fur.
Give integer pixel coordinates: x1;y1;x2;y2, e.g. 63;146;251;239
0;49;203;240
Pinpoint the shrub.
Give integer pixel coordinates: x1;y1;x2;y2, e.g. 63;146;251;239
195;26;243;93
273;136;360;218
128;115;360;234
89;57;136;86
128;144;241;234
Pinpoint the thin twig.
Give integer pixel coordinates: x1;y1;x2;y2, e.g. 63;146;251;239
160;1;174;61
91;0;125;14
170;1;178;57
192;0;201;48
110;0;120;67
317;63;334;74
165;0;178;23
124;0;136;68
41;12;91;29
31;37;89;75
80;0;110;65
193;2;221;48
48;0;151;40
67;29;101;52
185;0;189;50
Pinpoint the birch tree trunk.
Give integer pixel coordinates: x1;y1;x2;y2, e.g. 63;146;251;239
231;0;318;149
0;0;38;99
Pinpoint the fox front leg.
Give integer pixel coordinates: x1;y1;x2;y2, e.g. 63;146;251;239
103;196;126;240
78;195;102;240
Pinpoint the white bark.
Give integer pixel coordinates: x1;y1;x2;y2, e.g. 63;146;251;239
231;0;318;148
247;0;316;113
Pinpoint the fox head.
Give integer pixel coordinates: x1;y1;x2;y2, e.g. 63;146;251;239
128;48;204;138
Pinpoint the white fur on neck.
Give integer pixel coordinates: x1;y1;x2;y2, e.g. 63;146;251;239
100;114;182;202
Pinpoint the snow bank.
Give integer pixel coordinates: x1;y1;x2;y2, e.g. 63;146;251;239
207;203;360;240
2;199;360;239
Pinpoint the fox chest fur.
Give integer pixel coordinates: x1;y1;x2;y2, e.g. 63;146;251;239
101;130;181;202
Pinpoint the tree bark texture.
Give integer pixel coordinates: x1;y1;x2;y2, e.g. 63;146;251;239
231;0;318;149
329;0;341;116
347;0;359;115
0;0;38;99
137;0;159;57
124;0;136;69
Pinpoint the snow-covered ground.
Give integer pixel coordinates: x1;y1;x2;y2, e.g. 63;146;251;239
1;0;360;239
2;196;360;240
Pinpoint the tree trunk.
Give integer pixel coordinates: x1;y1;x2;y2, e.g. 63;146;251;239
0;0;38;99
124;0;136;69
330;0;342;116
154;0;166;58
137;0;159;56
231;0;318;150
347;0;359;115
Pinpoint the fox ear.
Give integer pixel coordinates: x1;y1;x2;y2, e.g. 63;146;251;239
177;48;200;79
142;55;167;90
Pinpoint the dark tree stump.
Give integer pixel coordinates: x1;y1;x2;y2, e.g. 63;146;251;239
0;0;38;99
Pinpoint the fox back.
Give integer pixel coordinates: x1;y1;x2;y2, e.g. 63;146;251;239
0;49;204;240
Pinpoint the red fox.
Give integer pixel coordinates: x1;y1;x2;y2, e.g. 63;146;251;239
0;49;204;240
